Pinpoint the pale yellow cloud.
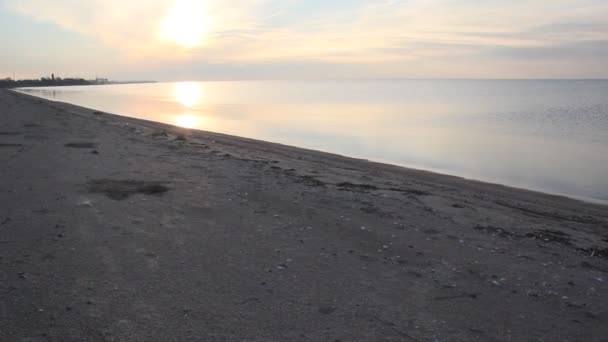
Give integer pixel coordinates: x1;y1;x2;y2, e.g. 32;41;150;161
188;0;608;63
6;0;272;58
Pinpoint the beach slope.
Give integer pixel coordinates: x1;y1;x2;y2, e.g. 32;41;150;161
1;89;607;341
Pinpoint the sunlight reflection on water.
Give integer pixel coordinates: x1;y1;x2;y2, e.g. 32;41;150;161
175;114;203;128
175;82;203;108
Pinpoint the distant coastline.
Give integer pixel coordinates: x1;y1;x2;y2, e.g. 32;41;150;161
0;76;156;89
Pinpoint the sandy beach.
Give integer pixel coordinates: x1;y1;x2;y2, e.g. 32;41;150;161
1;88;607;341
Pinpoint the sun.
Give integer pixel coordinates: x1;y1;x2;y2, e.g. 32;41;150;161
160;0;209;48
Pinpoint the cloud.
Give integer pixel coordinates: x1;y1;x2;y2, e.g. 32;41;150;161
4;0;277;58
6;1;168;55
3;0;608;78
485;40;608;60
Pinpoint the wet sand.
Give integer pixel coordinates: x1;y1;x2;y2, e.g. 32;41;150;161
1;89;607;341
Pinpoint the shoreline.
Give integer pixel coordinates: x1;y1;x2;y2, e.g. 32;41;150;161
1;88;607;341
12;88;607;206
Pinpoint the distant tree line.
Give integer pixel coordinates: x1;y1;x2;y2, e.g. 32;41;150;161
0;77;93;88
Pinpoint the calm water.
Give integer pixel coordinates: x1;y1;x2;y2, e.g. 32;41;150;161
19;80;608;203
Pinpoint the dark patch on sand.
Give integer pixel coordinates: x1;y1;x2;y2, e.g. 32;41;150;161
336;182;429;196
297;175;326;187
174;134;188;142
434;293;480;300
87;179;170;200
359;205;393;218
388;187;430;196
524;229;572;245
0;143;23;147
337;182;378;192
318;306;336;314
578;247;608;259
360;204;380;214
472;226;606;257
474;225;520;239
495;200;604;225
149;131;169;138
0;132;21;135
65;142;98;148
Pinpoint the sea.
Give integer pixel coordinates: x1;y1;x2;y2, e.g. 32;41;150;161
19;80;608;203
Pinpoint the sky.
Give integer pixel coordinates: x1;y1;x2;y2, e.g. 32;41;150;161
1;0;607;80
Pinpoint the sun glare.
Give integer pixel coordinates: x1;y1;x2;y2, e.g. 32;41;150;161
175;82;203;107
174;82;204;128
160;0;209;48
175;114;203;129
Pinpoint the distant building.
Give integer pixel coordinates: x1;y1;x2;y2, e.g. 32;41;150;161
94;77;109;84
